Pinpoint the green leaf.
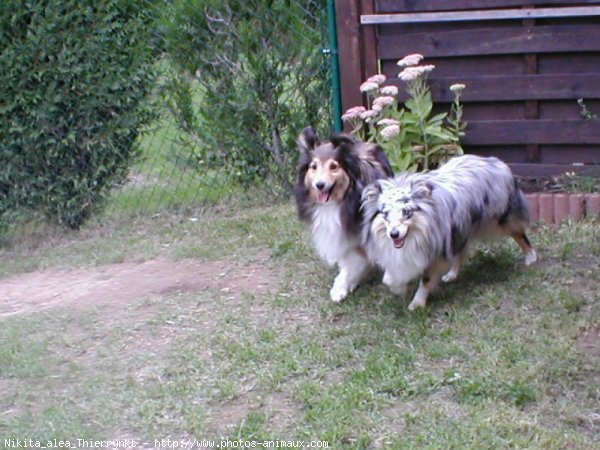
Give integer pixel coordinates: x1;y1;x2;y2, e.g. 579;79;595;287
428;130;456;141
422;91;433;117
430;112;448;122
405;98;417;113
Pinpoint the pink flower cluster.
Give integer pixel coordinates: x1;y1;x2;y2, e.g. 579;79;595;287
359;74;388;93
343;72;399;124
396;53;424;68
343;53;441;126
398;65;435;81
341;106;366;121
396;53;435;82
377;118;400;127
380;85;399;96
359;109;378;122
380;124;400;140
366;74;387;85
372;95;396;111
359;81;379;93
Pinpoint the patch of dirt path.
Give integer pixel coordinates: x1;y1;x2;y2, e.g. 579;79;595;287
0;256;276;318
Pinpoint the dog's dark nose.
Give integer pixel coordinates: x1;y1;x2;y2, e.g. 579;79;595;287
315;181;325;191
389;229;400;239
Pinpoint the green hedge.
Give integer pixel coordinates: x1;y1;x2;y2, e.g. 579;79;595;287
0;0;158;228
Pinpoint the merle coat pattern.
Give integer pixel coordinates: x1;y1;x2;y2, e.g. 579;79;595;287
362;154;538;310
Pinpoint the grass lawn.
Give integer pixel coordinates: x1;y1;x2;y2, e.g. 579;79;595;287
0;201;598;449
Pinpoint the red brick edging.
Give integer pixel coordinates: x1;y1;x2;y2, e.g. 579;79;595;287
525;193;600;224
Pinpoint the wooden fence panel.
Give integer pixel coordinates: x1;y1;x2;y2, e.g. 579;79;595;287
377;25;600;59
377;0;600;13
335;0;600;175
386;74;600;102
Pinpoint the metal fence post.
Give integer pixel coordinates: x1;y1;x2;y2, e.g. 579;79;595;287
327;0;343;132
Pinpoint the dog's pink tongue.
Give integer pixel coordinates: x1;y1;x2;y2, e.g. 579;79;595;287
393;238;405;249
318;191;329;203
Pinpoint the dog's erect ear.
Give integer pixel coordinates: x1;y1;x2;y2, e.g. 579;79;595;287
373;143;394;177
330;133;356;156
332;133;361;180
298;127;320;155
412;180;433;199
361;181;383;204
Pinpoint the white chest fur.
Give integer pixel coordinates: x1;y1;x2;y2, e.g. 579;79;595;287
310;204;357;266
367;236;427;284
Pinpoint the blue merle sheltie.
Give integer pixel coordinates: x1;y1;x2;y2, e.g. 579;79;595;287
362;154;538;310
294;127;393;302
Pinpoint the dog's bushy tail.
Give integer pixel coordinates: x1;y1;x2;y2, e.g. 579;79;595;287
501;178;530;227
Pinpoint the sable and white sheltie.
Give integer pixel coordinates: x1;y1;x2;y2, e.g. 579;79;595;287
294;127;393;302
362;154;538;310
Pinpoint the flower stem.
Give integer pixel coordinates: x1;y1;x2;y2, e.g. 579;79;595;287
418;117;429;171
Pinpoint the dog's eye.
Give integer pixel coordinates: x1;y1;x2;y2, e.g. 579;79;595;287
329;162;339;171
309;162;318;170
402;207;413;218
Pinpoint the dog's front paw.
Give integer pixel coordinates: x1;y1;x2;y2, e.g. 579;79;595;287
408;298;427;311
329;284;348;303
441;270;458;283
524;249;538;266
408;287;428;311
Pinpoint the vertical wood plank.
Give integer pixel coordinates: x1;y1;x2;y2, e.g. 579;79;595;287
360;0;379;79
335;0;364;117
523;4;540;163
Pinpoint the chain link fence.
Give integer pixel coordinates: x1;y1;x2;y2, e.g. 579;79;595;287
0;0;333;229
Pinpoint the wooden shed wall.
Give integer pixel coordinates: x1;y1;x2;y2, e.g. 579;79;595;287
335;0;600;175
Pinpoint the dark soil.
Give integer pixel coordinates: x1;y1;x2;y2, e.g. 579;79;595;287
516;167;600;193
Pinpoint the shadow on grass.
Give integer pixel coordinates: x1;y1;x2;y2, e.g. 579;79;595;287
429;246;524;309
334;246;525;318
